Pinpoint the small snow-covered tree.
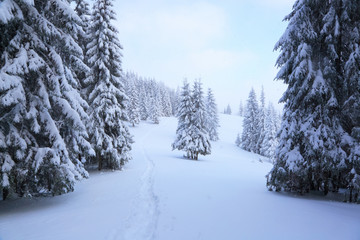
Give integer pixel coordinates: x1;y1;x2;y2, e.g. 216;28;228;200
160;86;172;117
139;82;149;120
257;86;266;155
241;88;259;153
87;0;133;170
148;81;161;124
239;100;244;116
170;87;180;116
127;81;141;126
261;103;279;162
172;80;211;160
224;104;232;115
235;133;241;147
149;95;161;124
205;88;220;141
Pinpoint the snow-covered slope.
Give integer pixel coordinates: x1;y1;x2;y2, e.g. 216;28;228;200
0;114;360;240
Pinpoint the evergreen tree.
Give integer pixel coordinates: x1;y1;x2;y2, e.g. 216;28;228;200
205;88;220;141
261;103;279;162
257;86;266;155
127;80;141;127
0;0;92;199
341;0;360;201
74;0;92;89
224;104;232;115
267;1;347;194
172;80;211;160
170;87;180;116
148;81;161;124
160;86;172;117
87;0;133;170
188;81;211;160
139;82;149;120
74;0;91;59
241;88;259;153
239;100;244;116
235;133;241;147
149;95;160;124
172;81;193;158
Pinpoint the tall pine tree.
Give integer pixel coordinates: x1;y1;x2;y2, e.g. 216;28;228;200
267;1;347;194
341;0;360;201
87;0;133;170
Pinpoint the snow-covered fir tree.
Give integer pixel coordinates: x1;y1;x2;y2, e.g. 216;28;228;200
74;0;91;61
260;103;279;162
188;81;211;159
139;82;149;120
87;0;133;170
170;87;180;116
205;88;220;141
340;0;360;201
257;86;266;155
172;80;211;160
224;104;232;115
267;1;348;195
55;0;95;173
0;0;94;199
160;86;173;117
149;95;161;124
235;133;241;147
241;88;260;153
74;0;92;89
239;100;244;116
127;79;141;127
172;81;193;158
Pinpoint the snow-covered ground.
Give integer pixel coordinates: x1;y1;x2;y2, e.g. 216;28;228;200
1;114;360;240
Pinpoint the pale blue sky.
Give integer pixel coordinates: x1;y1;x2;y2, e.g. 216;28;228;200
113;0;294;112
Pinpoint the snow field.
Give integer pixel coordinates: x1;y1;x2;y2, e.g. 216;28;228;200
0;114;360;240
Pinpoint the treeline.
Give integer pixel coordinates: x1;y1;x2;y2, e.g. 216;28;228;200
236;88;281;161
123;72;178;126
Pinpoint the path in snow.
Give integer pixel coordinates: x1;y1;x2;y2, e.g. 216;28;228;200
120;120;166;240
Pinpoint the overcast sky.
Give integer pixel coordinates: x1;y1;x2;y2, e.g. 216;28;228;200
113;0;294;112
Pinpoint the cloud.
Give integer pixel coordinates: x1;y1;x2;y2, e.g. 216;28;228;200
112;0;287;111
251;0;293;9
116;1;227;49
188;49;258;73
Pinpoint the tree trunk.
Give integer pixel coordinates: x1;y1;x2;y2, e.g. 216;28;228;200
3;188;9;200
97;151;102;171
